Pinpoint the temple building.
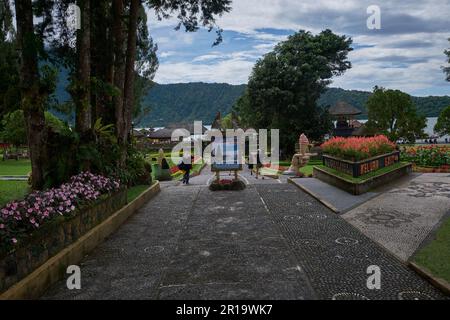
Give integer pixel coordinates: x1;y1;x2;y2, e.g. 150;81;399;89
329;101;363;137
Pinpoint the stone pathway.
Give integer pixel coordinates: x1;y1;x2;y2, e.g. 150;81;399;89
42;169;447;300
289;177;380;213
343;173;450;261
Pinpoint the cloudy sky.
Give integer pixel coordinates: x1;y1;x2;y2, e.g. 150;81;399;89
147;0;450;96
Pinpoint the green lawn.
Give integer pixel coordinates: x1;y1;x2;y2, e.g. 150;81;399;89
0;159;31;176
315;162;409;183
172;162;205;180
0;181;30;207
414;217;450;283
299;160;323;176
127;185;151;203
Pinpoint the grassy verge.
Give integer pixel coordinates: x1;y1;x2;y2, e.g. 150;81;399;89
299;160;323;176
315;162;409;183
0;159;31;176
414;217;450;283
172;162;205;180
127;185;151;203
0;181;30;207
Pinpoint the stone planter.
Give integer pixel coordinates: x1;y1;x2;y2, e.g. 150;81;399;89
313;163;412;195
322;151;400;178
0;189;127;294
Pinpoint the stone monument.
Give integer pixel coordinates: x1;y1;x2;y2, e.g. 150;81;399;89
283;133;311;176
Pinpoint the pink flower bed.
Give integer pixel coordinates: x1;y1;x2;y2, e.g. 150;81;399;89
321;135;396;161
0;172;120;250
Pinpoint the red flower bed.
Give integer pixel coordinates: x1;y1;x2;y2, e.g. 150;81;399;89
401;145;450;168
218;179;233;185
321;135;396;161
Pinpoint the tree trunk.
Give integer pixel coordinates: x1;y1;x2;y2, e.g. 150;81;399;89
75;0;91;134
113;0;126;162
123;0;140;145
91;0;114;126
14;0;47;190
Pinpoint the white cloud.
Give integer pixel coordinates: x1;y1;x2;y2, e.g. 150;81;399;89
146;0;450;95
154;58;255;84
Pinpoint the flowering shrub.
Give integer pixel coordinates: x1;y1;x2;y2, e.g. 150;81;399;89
321;135;396;161
0;172;120;251
401;145;450;168
218;179;233;185
209;179;246;191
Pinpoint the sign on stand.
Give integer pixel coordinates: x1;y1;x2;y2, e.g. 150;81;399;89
211;136;243;181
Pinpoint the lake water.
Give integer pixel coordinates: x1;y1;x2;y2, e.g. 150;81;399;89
358;117;449;142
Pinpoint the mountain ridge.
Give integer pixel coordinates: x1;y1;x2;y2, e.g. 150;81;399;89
52;72;450;126
138;83;450;127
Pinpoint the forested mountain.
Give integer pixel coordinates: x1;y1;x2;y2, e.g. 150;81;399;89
139;83;246;127
318;88;450;118
53;79;450;127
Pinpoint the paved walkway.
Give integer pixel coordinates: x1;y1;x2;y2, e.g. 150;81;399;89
343;173;450;261
42;168;446;300
290;178;380;213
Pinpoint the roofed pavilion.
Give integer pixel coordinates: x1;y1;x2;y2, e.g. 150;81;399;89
329;101;362;137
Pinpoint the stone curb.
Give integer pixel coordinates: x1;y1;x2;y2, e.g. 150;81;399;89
0;182;161;300
287;177;340;214
409;262;450;296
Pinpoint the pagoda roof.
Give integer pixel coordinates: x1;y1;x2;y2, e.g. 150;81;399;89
329;101;362;116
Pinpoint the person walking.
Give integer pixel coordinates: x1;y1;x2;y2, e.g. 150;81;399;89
179;153;193;185
255;149;264;180
248;155;254;176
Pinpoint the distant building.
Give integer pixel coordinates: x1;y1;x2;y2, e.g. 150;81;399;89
329;101;362;137
144;123;209;149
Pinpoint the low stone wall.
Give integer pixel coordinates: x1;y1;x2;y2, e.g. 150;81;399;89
314;163;412;195
0;189;127;295
323;151;400;177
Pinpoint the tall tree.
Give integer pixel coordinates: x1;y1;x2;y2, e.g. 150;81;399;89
434;105;450;137
113;0;127;152
366;87;426;143
122;0;140;156
444;38;450;82
74;0;91;135
14;0;49;189
234;30;352;154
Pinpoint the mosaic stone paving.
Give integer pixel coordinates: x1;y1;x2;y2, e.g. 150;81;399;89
256;184;446;300
343;174;450;261
42;171;447;300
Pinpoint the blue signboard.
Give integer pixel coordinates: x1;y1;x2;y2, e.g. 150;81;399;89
211;139;243;172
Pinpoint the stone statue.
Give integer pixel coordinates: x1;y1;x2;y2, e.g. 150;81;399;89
283;133;311;176
157;148;165;167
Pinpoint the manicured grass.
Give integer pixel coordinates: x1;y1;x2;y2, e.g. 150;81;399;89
127;185;150;203
299;160;323;176
414;217;450;283
172;162;205;180
278;161;291;167
0;159;31;176
315;162;409;183
0;181;30;207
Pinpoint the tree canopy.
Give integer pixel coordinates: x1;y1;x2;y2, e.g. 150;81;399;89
444;38;450;82
7;0;232;189
234;29;353;154
365;87;427;142
434;105;450;137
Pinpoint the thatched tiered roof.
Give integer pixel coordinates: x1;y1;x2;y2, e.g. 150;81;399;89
329;101;362;116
